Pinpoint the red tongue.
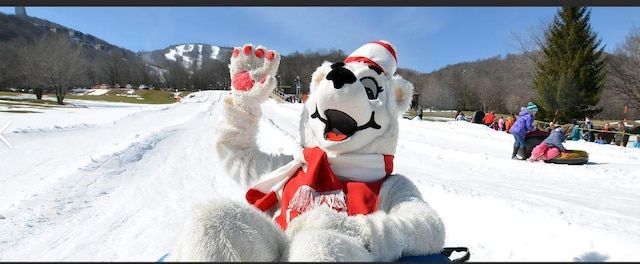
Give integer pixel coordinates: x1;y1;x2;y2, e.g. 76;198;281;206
326;132;347;141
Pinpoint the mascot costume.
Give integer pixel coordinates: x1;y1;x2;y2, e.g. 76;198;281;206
171;40;446;262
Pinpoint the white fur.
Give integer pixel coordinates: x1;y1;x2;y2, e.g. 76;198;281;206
171;199;287;261
173;42;445;262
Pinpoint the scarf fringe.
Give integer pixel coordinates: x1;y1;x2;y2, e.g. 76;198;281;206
289;185;347;213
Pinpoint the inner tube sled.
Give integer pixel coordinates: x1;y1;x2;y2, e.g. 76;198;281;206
545;149;589;165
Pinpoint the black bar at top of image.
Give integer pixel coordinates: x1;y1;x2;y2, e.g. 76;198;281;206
1;0;639;7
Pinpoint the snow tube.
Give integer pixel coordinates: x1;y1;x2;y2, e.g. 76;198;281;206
398;247;470;262
545;150;589;165
471;111;485;124
524;130;589;165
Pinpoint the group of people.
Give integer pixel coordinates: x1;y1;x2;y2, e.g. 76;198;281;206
457;110;516;133
571;118;635;147
455;103;638;160
508;102;639;162
482;111;509;132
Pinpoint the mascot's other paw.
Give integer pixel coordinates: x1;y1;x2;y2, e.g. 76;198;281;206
283;229;373;262
172;199;286;262
286;206;370;251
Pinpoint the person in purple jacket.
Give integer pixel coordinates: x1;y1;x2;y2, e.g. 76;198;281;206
508;102;538;160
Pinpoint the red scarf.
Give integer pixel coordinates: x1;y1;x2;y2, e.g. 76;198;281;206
246;147;393;230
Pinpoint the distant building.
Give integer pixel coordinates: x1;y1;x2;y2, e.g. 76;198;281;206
15;6;27;17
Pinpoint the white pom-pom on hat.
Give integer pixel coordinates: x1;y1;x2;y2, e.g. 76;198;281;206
344;40;398;76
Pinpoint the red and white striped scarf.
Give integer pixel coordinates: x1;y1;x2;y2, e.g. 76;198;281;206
246;147;393;214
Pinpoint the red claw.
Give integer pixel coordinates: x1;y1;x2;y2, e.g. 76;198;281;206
243;45;252;55
255;49;265;59
266;51;275;61
232;48;239;58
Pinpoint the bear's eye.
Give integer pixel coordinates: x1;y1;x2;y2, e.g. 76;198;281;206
360;77;382;100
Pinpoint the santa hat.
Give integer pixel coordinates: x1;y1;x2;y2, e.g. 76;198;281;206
344;40;398;76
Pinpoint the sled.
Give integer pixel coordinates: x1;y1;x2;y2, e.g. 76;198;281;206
158;247;470;262
524;130;589;165
544;149;589;165
397;247;470;262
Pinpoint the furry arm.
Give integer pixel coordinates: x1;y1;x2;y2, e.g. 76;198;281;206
355;174;446;261
214;101;291;188
214;44;291;188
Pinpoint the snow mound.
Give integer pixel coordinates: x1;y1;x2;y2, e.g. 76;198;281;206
87;89;110;96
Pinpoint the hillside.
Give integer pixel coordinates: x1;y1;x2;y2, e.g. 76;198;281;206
139;43;233;69
0;11;636;120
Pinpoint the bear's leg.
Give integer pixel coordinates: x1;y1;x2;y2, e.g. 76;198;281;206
283;229;373;262
172;199;287;261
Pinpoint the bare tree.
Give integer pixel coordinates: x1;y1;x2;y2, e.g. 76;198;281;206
162;60;189;90
25;33;89;104
100;51;130;88
607;25;640;112
0;39;24;91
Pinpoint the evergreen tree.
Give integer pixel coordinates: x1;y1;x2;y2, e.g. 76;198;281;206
533;6;606;123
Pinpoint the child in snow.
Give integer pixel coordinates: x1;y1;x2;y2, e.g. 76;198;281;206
509;102;538;160
527;126;567;162
633;136;640;148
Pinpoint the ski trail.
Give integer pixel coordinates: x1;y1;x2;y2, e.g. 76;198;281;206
0;125;178;259
0;91;242;261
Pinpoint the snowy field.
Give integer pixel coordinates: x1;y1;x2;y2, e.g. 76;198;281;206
1;90;639;261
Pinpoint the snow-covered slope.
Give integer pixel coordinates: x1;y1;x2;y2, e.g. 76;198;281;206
0;90;639;261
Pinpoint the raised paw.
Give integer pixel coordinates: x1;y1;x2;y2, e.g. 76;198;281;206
230;44;280;92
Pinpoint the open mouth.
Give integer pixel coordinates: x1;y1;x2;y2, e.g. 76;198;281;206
311;107;381;142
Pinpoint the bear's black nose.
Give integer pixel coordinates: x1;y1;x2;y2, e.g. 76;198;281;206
326;62;356;89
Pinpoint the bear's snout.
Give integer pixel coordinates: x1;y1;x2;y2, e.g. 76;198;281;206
326;63;356;89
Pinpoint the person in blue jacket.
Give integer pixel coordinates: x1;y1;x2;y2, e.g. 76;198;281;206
508;102;538;160
527;126;567;162
570;119;581;141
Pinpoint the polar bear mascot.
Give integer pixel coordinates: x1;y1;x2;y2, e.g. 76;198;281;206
172;40;446;262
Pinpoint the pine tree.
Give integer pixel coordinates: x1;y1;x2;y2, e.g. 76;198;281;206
533;6;606;123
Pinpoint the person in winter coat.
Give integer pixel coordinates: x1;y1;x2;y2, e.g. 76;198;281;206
570;119;581;141
505;114;516;133
633;136;640;148
508;102;538;160
416;106;423;120
594;123;610;144
582;116;594;142
613;121;629;147
527;126;567;162
483;111;496;126
498;116;505;131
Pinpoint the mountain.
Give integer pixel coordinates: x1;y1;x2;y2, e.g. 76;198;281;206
0;12;232;72
138;43;234;70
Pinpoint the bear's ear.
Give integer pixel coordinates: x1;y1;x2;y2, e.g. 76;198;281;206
390;75;414;114
309;61;333;94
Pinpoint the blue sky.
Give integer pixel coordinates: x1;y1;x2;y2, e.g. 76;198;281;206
1;6;639;74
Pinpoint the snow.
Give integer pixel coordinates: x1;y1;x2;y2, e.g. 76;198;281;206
86;89;109;96
1;90;639;261
164;44;220;69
